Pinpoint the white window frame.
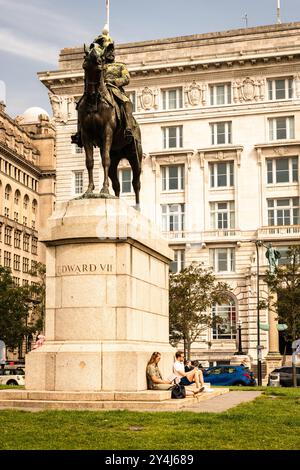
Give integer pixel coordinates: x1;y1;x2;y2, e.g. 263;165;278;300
267;78;293;101
119;168;133;194
268;116;295;141
209;161;234;188
73;144;84;154
267;198;299;226
210;201;235;229
209;248;235;273
170;249;185;273
209;83;232;106
161;165;184;191
161;204;185;233
161;88;183;110
212;301;237;340
162;126;183;149
210;121;232;145
266;157;298;184
74;171;83;195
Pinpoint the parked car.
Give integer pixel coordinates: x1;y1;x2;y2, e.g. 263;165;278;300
0;367;25;386
268;366;300;387
203;365;257;386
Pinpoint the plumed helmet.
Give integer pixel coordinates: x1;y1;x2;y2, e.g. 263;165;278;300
93;32;114;50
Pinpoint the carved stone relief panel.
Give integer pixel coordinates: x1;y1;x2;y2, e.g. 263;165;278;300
233;77;264;103
49;93;71;123
184;81;206;107
139;87;158;111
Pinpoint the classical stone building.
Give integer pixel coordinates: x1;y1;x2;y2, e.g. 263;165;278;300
39;22;300;374
0;103;56;357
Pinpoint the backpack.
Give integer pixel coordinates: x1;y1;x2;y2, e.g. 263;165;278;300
171;383;186;399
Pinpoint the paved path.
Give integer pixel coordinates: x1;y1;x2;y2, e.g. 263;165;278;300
179;391;262;413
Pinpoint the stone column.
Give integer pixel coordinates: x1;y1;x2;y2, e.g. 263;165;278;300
266;292;282;376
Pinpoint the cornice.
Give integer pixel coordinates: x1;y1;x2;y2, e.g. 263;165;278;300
197;145;244;167
0;143;41;178
0;215;38;236
149;149;194;158
38;50;300;91
254;140;300;164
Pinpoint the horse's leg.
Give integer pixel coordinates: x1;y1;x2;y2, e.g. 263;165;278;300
100;127;113;195
83;140;95;195
108;153;121;197
129;142;142;208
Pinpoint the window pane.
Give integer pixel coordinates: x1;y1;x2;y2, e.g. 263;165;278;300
169;166;179;190
276;118;287;139
217;163;227;186
288;79;293;99
276;158;289;183
162;167;167;191
168;127;177;147
217;123;225;144
275;80;286;100
268;81;273;100
216;86;225;105
168;90;177;109
292;157;298;182
121;169;132;193
267;159;273;183
229;162;234;186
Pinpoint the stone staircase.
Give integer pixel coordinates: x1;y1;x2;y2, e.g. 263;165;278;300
0;387;229;412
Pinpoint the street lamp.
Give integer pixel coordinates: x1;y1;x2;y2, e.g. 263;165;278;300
236;320;245;356
255;240;265;386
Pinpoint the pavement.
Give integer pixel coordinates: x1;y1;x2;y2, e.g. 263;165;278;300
175;391;262;413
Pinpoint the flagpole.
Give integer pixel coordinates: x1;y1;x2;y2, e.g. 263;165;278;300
106;0;110;32
277;0;281;24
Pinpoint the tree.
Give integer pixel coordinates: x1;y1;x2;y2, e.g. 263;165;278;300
0;264;46;353
0;266;32;350
265;246;300;387
169;263;230;358
28;262;46;333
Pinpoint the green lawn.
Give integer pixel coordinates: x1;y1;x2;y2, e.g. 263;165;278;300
0;387;299;450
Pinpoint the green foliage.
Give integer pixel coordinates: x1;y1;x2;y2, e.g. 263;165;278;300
265;246;300;342
27;262;46;333
0;264;45;350
169;263;230;357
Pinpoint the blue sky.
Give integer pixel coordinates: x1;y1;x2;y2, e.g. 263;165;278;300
1;0;300;117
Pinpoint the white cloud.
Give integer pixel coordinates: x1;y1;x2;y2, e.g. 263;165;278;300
0;0;90;42
0;28;58;65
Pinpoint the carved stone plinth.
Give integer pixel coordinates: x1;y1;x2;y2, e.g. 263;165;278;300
25;198;175;392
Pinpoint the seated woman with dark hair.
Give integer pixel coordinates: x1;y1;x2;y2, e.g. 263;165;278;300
146;352;173;390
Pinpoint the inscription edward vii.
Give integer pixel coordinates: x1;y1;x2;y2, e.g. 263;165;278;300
56;264;113;275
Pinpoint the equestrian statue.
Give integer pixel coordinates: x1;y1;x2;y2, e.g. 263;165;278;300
71;29;143;205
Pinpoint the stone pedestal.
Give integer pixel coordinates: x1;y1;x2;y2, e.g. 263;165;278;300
266;292;282;375
26;198;175;392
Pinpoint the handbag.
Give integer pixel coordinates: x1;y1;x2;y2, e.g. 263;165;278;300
171;383;186;399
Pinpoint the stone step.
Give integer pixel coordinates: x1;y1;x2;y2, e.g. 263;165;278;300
0;388;229;412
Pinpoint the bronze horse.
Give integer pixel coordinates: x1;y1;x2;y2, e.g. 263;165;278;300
76;46;143;205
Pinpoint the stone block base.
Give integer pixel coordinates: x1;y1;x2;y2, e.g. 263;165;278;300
265;353;282;376
0;388;230;412
25;341;175;392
